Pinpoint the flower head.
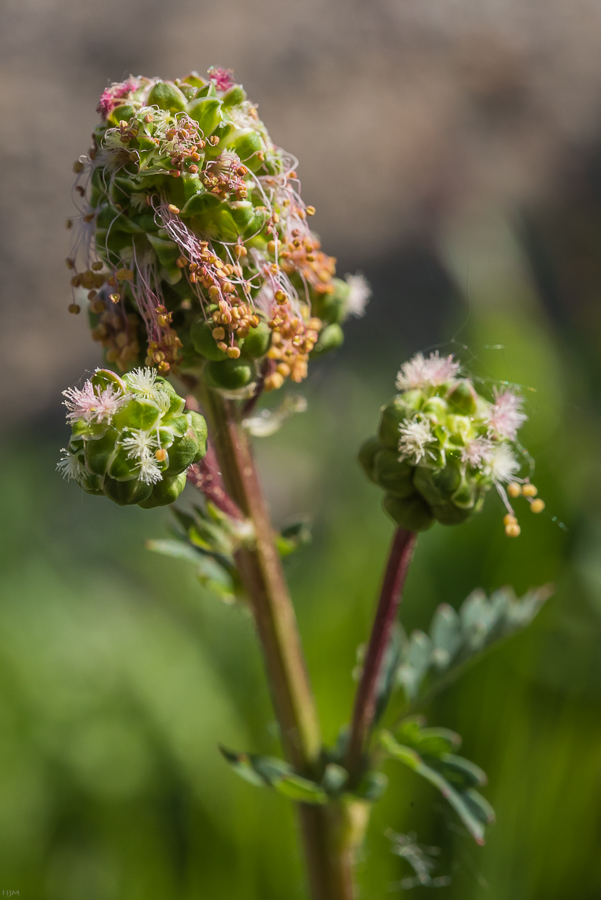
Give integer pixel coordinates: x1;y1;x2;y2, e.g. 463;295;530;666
488;389;527;440
396;352;461;391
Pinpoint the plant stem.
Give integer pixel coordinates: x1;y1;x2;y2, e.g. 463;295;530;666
196;383;355;898
345;528;417;784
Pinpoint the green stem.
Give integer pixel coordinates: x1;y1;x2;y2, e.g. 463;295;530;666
196;383;356;899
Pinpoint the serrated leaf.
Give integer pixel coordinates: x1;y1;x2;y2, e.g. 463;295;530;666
273;774;328;804
430;604;462;669
220;747;327;805
397;631;433;701
433;753;487;788
219;746;268;788
380;731;486;845
395;585;552;707
396;719;461;758
195;555;237;601
462;788;496;825
374;623;404;725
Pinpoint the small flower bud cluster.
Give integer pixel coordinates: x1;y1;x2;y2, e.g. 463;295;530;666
58;368;207;507
359;352;541;535
67;69;368;394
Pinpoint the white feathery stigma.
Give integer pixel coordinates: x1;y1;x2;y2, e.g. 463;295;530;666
137;457;162;485
121;429;158;461
489;443;520;483
57;449;86;484
344;273;371;318
398;418;436;464
396;351;460;391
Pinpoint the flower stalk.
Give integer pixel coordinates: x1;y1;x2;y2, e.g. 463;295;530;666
346;528;417;784
196;381;360;898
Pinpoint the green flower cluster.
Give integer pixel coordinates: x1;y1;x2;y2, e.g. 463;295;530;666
359;352;527;532
58;368;207;507
67;69;369;394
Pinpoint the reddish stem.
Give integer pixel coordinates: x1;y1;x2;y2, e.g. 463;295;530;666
345;528;417;783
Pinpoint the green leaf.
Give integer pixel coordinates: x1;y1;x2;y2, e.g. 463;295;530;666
145;539;203;565
395;585;552;706
433;753;487;788
354;770;389;802
395;718;461;757
397;630;433;701
381;730;487;845
219;748;327;804
275;521;312;558
462;788;496;825
219;747;267;788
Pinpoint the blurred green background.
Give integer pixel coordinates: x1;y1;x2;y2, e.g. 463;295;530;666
3;0;601;897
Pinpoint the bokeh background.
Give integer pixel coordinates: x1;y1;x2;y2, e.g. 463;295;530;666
2;0;601;897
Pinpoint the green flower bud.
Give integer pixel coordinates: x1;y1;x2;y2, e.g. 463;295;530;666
373;450;415;498
58;368;207;508
358;436;382;483
206;356;256;390
138;472;188;508
242;320;272;358
383;494;434;532
311;323;344;356
147;81;187;112
191;319;227;360
447;380;479;415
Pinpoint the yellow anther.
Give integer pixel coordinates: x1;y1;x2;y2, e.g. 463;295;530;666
530;499;545;514
306;205;316;215
73;160;84;174
68;303;81;314
522;483;538;497
110;293;121;304
168;204;180;214
507;482;522;498
91;261;103;271
505;523;521;538
503;514;518;527
264;372;285;392
227;346;241;359
116;268;134;282
212;327;225;340
217;342;228;352
155;448;167;462
267;241;276;254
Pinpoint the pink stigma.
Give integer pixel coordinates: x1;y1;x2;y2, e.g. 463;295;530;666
208;67;235;92
97;79;138;119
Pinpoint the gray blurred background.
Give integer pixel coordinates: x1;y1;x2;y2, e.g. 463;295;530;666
4;0;601;418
